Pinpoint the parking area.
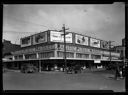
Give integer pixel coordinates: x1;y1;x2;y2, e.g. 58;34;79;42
3;69;125;92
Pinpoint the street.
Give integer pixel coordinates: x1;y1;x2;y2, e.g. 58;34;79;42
3;69;125;92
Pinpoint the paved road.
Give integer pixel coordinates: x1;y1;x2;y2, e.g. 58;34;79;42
3;69;125;92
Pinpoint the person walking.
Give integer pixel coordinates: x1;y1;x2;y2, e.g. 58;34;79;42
115;63;120;80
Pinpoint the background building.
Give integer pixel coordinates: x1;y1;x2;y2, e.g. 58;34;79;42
2;39;21;60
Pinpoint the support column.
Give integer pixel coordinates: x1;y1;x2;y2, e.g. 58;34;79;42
12;56;15;60
54;50;58;58
36;53;39;59
23;54;25;60
39;60;41;72
89;54;91;59
74;52;76;58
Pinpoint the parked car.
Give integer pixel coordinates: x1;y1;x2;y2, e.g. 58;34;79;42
67;65;82;74
21;64;38;73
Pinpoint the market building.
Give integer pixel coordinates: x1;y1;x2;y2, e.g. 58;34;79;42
3;30;122;71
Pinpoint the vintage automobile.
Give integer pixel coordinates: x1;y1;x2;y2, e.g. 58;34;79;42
66;65;82;74
21;64;38;73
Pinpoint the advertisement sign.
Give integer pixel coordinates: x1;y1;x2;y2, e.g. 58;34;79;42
21;36;31;47
33;32;47;44
101;40;109;49
50;31;72;43
75;34;88;45
94;60;101;63
90;38;100;48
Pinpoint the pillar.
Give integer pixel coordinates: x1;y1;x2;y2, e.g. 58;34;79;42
36;53;39;59
23;54;25;60
54;50;58;58
12;56;15;60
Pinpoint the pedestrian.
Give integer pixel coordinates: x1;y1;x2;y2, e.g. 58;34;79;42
122;65;125;78
115;63;120;80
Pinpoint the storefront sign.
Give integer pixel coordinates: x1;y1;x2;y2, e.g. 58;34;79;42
13;44;56;54
50;31;72;43
75;34;88;45
90;49;102;54
102;57;109;60
21;36;31;47
103;51;110;56
90;38;100;48
94;60;101;63
111;52;120;57
101;40;109;49
33;32;47;45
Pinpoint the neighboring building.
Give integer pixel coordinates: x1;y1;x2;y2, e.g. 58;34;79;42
112;45;125;60
2;39;21;60
4;30;122;71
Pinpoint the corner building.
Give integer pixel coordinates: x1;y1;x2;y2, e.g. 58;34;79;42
5;30;121;71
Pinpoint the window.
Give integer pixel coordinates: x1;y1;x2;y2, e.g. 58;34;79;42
76;53;89;58
91;55;101;59
25;54;36;59
39;52;54;58
57;51;74;58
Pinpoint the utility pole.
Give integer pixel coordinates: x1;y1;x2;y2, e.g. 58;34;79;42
61;24;69;73
109;41;115;64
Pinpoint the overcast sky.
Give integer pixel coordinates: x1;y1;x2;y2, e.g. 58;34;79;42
3;3;125;45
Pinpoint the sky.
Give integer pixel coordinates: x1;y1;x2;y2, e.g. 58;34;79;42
3;3;125;45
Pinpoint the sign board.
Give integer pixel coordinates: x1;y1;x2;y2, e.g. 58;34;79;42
101;40;109;49
103;51;110;56
50;31;72;43
90;38;100;48
33;32;47;45
21;36;31;47
111;52;120;57
94;60;101;63
75;34;88;46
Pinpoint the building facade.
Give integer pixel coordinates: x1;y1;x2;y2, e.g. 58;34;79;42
4;30;122;71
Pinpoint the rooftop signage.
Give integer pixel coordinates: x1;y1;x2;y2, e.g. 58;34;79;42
33;32;47;45
75;34;89;46
101;40;109;49
20;36;32;47
90;38;100;48
50;31;73;43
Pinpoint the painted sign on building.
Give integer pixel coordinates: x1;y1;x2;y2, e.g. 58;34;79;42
101;40;109;49
33;32;47;45
21;36;31;47
50;31;72;43
75;34;88;46
90;38;100;48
